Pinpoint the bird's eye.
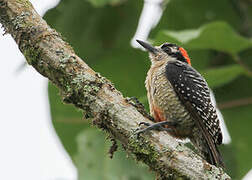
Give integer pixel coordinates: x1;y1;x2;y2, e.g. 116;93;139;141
161;44;171;54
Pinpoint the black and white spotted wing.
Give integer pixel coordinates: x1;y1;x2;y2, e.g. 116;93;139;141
165;61;222;145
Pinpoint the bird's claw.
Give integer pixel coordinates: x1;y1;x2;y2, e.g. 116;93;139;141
136;121;176;137
139;122;151;126
136;121;152;136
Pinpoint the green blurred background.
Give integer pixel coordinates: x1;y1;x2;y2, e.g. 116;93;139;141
44;0;252;179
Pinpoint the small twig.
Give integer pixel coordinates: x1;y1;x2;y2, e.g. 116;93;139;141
108;137;118;159
218;97;252;110
232;54;252;77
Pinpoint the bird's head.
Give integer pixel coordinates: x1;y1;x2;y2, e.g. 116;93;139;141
136;40;191;66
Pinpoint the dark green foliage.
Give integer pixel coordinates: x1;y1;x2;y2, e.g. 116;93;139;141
45;0;252;179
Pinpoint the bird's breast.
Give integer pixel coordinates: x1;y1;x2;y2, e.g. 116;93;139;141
146;63;195;137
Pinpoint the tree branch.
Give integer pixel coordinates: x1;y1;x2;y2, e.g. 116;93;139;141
0;0;230;179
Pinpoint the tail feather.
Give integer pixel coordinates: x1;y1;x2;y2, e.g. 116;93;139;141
182;101;225;167
205;142;225;168
190;134;224;168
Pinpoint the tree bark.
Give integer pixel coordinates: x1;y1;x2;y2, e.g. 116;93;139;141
0;0;230;179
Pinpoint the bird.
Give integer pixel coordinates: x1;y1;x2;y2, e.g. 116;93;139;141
136;39;224;167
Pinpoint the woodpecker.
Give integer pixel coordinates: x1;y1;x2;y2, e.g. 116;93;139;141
136;40;224;167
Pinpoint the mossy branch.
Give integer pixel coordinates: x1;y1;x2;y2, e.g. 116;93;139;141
0;0;230;179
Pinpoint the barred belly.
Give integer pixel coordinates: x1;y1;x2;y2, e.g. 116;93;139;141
151;67;195;138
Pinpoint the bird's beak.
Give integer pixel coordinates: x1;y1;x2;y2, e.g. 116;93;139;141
136;40;158;55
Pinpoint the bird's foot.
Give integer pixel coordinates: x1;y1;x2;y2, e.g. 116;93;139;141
136;121;177;135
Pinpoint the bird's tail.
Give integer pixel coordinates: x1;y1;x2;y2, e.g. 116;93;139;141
191;135;225;168
202;141;224;168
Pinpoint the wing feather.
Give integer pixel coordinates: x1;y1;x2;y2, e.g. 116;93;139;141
165;61;223;166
